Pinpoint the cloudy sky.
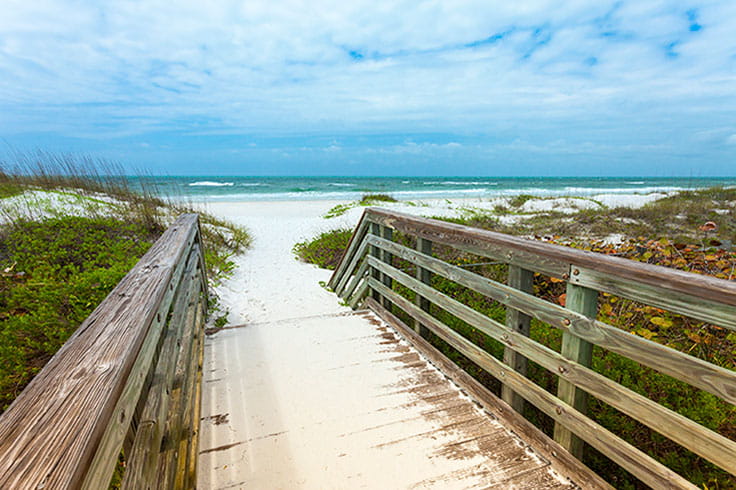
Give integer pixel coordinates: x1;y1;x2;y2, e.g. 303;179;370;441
1;1;735;175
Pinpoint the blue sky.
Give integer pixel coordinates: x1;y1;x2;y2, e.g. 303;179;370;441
1;1;735;176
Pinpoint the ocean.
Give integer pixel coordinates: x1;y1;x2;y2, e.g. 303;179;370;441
131;176;736;202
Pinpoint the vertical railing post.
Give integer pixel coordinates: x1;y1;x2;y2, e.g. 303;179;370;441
554;278;598;459
501;265;534;413
369;222;382;302
380;225;394;311
414;238;433;336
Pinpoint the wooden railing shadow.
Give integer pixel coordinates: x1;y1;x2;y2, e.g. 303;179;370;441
329;208;736;489
0;214;207;489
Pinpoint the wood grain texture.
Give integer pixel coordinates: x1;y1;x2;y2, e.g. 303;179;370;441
366;257;736;475
334;238;370;297
414;237;432;335
367;279;697;489
368;236;736;405
341;258;370;300
365;208;736;307
571;266;736;331
0;214;201;490
121;248;201;489
327;213;368;289
501;265;534;413
554;283;598;459
365;297;614;490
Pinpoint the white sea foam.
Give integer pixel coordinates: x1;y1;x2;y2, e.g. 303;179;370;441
189;181;235;187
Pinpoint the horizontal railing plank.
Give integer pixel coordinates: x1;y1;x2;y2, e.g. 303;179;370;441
0;214;200;490
367;278;696;489
571;265;736;331
366;208;736;307
366;256;736;474
366;209;569;278
368;237;736;405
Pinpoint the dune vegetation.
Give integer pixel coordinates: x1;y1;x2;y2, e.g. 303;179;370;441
0;153;250;412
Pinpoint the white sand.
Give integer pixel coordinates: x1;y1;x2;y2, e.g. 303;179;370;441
202;193;664;326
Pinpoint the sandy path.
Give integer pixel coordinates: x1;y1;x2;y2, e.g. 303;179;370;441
201;200;356;325
195;200;580;489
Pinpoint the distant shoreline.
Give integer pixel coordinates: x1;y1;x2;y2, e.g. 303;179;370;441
130;176;736;203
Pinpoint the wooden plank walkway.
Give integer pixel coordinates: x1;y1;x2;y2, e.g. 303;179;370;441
198;309;593;489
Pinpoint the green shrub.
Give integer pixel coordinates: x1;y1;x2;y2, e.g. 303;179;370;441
359;193;397;205
293;229;352;270
0;216;156;411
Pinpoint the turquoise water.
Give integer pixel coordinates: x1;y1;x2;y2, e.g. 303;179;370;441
131;176;736;202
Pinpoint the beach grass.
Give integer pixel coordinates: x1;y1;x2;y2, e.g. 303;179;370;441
0;153;250;412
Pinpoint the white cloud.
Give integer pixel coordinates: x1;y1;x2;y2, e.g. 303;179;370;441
0;0;734;172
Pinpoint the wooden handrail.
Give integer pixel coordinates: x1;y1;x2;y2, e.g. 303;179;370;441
0;214;207;489
331;208;736;489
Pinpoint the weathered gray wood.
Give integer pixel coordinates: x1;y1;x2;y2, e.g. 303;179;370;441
175;299;205;489
342;258;370;300
349;278;370;309
367;278;697;489
365;208;736;307
366;257;736;474
121;249;200;489
369;222;382;302
328;213;369;289
554;283;598;459
0;214;200;490
501;265;534;413
414;237;432;335
335;238;370;297
157;272;201;489
365;297;614;490
367;209;569;278
571;265;736;331
368;236;736;405
380;225;393;310
187;295;207;487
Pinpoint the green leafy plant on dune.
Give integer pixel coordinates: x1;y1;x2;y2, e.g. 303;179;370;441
0;154;251;413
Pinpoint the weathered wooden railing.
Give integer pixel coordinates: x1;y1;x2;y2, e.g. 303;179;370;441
0;214;207;489
329;208;736;489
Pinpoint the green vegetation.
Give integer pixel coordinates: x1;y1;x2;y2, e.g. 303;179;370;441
0;153;250;412
358;193;397;205
293;228;353;270
294;186;736;488
0;217;157;410
324;193;399;218
507;193;535;208
490;187;736;244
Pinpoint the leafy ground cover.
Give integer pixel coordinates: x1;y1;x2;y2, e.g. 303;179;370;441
0;155;250;412
293;228;353;269
294;187;736;488
0;217;157;410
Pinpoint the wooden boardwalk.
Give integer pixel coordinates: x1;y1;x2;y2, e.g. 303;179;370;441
198;309;601;489
2;210;733;488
